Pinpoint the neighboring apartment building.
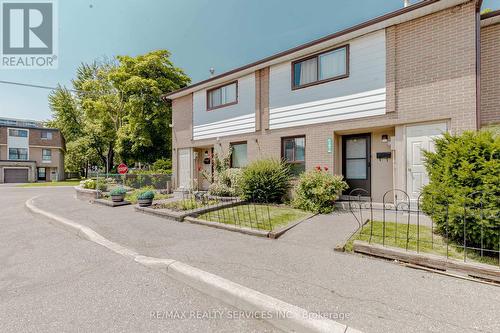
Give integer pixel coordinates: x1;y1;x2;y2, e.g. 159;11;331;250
165;0;499;202
0;118;65;183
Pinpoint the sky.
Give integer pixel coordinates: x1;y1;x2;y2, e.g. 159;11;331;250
0;0;499;121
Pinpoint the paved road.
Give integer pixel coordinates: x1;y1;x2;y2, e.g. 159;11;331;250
0;186;278;333
28;187;500;333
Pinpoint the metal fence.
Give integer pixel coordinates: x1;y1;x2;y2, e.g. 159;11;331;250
89;172;172;191
173;190;275;231
348;188;500;267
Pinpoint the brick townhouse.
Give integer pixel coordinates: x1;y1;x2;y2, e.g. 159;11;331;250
0;118;65;183
164;0;499;202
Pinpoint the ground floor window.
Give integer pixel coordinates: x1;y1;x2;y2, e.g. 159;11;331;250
281;136;305;176
230;142;248;168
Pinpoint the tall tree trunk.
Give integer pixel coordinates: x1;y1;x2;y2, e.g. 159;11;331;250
107;144;114;173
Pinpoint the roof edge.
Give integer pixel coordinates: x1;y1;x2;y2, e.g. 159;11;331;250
481;9;500;20
163;0;465;100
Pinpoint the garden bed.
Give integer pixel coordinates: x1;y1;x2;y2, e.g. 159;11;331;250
346;221;499;267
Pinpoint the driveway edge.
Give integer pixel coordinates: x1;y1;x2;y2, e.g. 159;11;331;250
25;196;362;333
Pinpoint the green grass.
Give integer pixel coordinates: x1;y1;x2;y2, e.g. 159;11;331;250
124;190;171;204
157;198;219;211
18;179;82;187
346;221;499;266
198;204;311;231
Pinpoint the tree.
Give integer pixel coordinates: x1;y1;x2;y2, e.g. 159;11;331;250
48;50;190;173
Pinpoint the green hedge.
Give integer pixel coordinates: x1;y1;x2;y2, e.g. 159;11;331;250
240;159;291;203
421;130;499;251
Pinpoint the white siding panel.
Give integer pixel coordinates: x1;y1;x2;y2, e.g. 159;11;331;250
193;114;255;140
269;30;387;130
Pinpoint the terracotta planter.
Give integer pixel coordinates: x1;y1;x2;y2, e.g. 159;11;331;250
111;194;125;202
138;198;153;207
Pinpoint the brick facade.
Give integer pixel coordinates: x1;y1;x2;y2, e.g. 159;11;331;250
171;2;482;200
480;22;500;126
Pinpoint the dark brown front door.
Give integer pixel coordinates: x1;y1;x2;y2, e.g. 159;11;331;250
342;134;371;195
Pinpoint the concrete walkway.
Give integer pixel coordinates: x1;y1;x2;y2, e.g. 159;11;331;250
31;188;500;333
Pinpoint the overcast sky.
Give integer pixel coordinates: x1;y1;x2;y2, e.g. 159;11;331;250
1;0;498;121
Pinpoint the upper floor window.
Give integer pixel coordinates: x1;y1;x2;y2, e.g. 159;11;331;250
207;82;237;110
9;148;28;160
230;142;248;168
41;131;53;140
282;136;305;176
292;45;349;89
42;149;52;161
8;129;28;137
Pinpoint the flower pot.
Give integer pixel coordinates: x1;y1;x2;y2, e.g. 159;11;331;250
138;198;153;207
111;194;125;202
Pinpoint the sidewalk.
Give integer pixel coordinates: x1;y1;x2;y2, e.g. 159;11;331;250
33;189;500;333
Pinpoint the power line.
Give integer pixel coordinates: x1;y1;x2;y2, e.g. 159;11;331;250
0;80;74;92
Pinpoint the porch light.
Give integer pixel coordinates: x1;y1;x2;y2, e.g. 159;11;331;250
381;134;389;143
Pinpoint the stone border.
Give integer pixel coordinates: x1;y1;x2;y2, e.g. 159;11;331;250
268;213;316;239
93;198;131;207
74;186;101;201
353;240;500;283
184;216;270;237
26;196;361;333
134;200;243;222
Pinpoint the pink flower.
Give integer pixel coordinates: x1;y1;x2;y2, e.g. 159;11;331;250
315;165;321;171
324;166;329;172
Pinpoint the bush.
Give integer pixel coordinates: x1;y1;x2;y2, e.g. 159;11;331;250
208;168;243;197
240;159;291;203
151;158;172;174
137;190;155;200
293;167;348;214
96;179;107;192
109;187;127;196
80;179;95;189
421;130;499;251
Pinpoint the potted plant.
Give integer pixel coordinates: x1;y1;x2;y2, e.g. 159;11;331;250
137;190;155;207
109;187;127;202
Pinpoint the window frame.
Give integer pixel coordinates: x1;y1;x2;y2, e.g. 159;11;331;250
206;81;239;111
291;44;349;90
42;149;52;162
8;128;28;137
8;148;29;161
230;141;248;168
41;131;53;140
281;135;306;175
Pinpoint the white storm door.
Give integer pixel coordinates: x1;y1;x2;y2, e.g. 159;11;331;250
178;148;192;189
406;122;447;200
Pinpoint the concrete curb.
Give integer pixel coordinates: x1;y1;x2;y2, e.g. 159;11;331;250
26;196;362;333
184;216;270;237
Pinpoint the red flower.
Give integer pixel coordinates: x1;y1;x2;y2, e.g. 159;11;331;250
315;165;321;171
324;166;329;171
197;166;202;171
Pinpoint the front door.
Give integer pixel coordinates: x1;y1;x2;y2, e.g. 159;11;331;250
178;148;192;190
37;167;46;181
342;134;371;195
406;122;446;200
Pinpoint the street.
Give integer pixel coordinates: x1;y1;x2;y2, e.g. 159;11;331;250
0;186;277;333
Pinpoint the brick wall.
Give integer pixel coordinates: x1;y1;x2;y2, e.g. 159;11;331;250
28;128;64;147
480;22;500;126
0;127;6;145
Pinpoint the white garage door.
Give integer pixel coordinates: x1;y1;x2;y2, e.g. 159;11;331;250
4;168;29;183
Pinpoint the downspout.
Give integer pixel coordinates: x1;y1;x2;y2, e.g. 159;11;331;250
475;0;483;130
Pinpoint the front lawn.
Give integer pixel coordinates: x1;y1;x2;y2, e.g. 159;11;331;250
18;180;82;187
198;204;311;231
346;221;499;266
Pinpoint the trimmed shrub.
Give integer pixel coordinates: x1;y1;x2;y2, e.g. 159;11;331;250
293;167;348;214
109;187;127;196
240;159;291;203
151;158;172;174
137;190;155;200
421;130;499;251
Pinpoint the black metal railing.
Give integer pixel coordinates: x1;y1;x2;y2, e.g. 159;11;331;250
348;188;500;267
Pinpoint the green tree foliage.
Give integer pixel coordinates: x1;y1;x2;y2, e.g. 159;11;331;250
48;50;190;173
421;130;499;251
293;167;348;214
240;159;291;203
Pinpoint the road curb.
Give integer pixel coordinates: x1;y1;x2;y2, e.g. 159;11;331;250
26;196;362;333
